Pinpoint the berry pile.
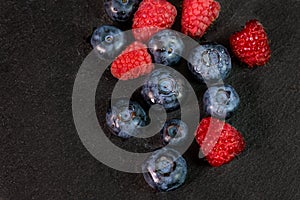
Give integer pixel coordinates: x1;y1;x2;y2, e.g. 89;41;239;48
90;0;271;192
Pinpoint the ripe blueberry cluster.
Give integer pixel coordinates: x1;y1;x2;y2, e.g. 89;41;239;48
89;0;271;192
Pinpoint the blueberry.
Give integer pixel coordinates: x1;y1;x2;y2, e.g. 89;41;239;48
142;148;187;191
161;119;188;146
188;44;231;84
148;30;184;66
106;99;147;138
141;68;186;111
203;84;240;119
91;25;126;60
104;0;140;22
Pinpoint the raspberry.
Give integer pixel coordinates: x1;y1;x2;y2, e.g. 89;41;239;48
132;0;177;42
111;41;154;80
195;117;245;167
181;0;220;38
230;19;271;67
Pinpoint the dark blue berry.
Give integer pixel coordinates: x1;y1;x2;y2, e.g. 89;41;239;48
161;119;188;146
106;99;147;138
104;0;140;22
142;148;187;191
148;30;184;66
203;84;240;119
141;68;186;111
188;44;231;84
91;25;126;60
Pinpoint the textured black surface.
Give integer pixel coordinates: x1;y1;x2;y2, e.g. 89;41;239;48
1;0;299;199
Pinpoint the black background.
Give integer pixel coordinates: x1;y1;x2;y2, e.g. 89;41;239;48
1;0;299;199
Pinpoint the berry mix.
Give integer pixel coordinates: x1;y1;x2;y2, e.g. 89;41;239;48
91;0;271;192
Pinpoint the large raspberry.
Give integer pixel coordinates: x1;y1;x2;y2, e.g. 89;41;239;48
111;41;154;80
132;0;177;42
181;0;220;38
195;117;245;167
230;19;271;67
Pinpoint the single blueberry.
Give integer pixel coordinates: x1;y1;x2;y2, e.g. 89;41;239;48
141;68;186;111
203;84;240;119
142;148;187;191
90;25;126;60
161;119;189;146
104;0;140;22
106;99;147;138
148;30;184;66
188;44;232;84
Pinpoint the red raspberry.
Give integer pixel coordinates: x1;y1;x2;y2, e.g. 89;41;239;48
132;0;177;42
195;117;245;167
111;41;154;80
181;0;220;37
230;19;271;67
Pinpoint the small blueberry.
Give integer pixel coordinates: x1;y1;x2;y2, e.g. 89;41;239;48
142;148;187;191
148;30;184;66
91;25;126;60
106;99;147;138
203;84;240;119
104;0;140;22
141;68;186;111
188;44;232;84
161;119;189;146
